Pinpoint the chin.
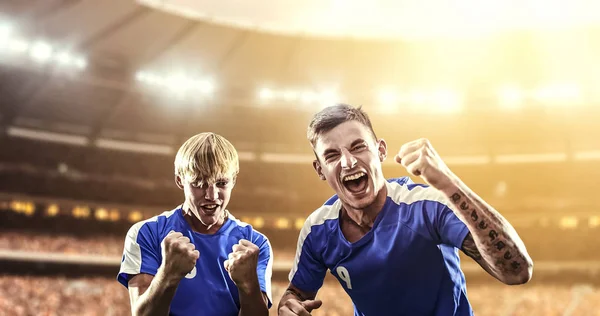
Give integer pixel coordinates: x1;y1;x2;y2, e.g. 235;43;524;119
344;195;376;210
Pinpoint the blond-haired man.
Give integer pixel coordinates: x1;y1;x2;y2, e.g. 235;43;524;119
118;132;272;316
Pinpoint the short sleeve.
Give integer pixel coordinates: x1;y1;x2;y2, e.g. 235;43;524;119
435;204;471;249
117;222;162;288
288;222;328;293
399;178;470;249
253;232;274;308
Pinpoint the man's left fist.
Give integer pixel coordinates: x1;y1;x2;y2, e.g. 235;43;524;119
394;138;455;191
224;239;260;291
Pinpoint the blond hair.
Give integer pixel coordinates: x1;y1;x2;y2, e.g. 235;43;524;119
174;132;239;184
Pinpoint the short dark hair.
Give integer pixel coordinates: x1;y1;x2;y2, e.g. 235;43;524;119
307;103;377;147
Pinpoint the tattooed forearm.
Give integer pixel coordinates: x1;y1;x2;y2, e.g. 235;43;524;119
450;189;532;285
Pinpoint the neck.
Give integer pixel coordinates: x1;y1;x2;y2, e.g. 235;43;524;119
342;182;387;228
182;202;227;234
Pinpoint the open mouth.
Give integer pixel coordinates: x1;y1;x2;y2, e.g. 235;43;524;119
200;204;219;214
342;171;368;194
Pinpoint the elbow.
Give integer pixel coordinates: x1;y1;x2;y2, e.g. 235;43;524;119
503;258;534;285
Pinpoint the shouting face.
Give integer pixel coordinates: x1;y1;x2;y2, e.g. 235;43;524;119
312;120;388;211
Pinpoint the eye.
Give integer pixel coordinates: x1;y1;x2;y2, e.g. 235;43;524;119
352;144;367;152
324;153;339;161
216;181;228;187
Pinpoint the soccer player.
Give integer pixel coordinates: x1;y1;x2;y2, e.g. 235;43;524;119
278;104;533;315
118;132;272;316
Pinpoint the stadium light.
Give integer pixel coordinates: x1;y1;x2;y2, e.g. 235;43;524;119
319;90;339;108
294;218;305;230
409;91;427;105
74;57;87;69
72;206;90;218
559;216;578;229
29;41;53;63
137;70;214;95
275;218;291;229
109;209;120;221
197;80;214;94
259;88;274;100
128;211;143;223
95;208;108;221
46;204;60;217
8;38;29;53
498;85;523;109
378;89;399;106
56;52;74;65
590;216;600;228
433;89;462;113
283;90;298;101
377;89;400;114
300;91;317;103
533;83;582;106
253;217;265;228
0;23;11;44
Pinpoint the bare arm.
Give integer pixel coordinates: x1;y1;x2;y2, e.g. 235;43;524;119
278;284;322;316
443;181;533;285
237;277;269;316
127;269;180;316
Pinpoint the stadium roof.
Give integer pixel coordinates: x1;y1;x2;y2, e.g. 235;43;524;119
0;0;599;155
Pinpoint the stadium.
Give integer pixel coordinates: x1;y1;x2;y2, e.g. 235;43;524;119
1;0;600;315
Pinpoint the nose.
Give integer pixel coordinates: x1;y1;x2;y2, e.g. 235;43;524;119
340;148;357;169
204;184;218;201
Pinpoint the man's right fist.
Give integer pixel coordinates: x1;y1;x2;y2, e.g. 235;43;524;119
278;299;322;316
160;231;200;279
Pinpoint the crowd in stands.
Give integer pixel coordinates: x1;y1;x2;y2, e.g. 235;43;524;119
1;226;598;262
0;276;599;315
0;232;124;257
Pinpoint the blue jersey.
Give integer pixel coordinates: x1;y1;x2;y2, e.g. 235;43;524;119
118;207;273;316
289;177;472;316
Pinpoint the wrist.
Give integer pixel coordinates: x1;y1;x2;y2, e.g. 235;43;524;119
438;173;462;197
156;265;183;288
236;277;260;295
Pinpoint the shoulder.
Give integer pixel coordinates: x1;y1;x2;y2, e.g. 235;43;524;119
228;213;271;248
126;207;181;243
385;177;449;207
295;197;342;249
305;197;342;231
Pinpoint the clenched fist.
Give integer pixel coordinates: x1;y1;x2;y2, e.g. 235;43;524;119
224;239;260;292
160;231;199;280
395;138;456;191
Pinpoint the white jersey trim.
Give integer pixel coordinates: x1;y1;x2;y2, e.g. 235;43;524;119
386;180;451;208
119;208;178;276
288;198;342;281
231;212;273;303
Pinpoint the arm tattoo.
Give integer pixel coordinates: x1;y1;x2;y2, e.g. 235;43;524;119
450;190;530;280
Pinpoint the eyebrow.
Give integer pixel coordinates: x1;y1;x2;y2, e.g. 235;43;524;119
321;138;367;157
350;139;367;148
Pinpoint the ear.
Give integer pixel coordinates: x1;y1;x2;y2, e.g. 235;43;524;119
377;138;388;162
175;175;184;190
312;159;326;181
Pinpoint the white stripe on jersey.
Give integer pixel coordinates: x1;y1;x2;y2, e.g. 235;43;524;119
231;213;274;303
386;181;452;208
119;208;178;276
288;198;342;282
